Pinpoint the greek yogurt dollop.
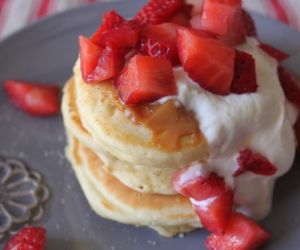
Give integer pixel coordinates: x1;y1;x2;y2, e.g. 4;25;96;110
173;38;298;219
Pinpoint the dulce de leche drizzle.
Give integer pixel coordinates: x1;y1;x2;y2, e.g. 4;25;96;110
112;90;203;151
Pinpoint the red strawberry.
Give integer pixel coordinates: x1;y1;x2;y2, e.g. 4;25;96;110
91;21;140;49
192;190;233;234
134;0;185;26
114;55;177;104
277;66;300;109
242;9;257;37
205;212;270;250
259;43;289;62
79;36;123;83
79;36;103;82
234;148;277;177
167;4;193;26
218;9;256;46
177;27;235;95
173;165;228;201
4;227;47;250
230;50;257;94
192;0;242;35
94;10;124;34
139;23;178;64
3;80;60;116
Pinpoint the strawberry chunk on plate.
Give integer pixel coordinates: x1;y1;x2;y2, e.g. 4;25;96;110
79;36;123;83
173;166;228;201
259;43;289;62
134;0;185;26
3;80;60;116
192;190;233;234
167;4;193;26
231;50;257;94
191;0;242;35
177;27;235;95
205;212;270;250
4;227;46;250
234;148;277;176
139;23;179;64
277;66;300;110
114;55;177;104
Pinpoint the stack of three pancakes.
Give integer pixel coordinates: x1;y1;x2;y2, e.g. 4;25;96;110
61;60;210;237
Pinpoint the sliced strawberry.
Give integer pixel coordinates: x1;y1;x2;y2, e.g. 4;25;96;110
278;66;300;109
79;36;103;82
4;80;60;116
114;55;177;104
92;46;124;82
139;23;178;64
205;212;270;250
173;165;228;201
218;9;256;46
79;36;123;83
168;4;193;26
4;226;46;250
242;9;257;37
177;27;235;95
192;190;233;234
259;43;289;62
94;10;124;34
230;50;257;94
234;148;277;176
91;21;140;49
192;0;242;35
134;0;185;26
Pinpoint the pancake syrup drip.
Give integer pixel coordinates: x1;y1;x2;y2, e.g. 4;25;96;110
112;88;203;151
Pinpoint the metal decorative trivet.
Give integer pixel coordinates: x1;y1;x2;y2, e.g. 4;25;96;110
0;156;50;240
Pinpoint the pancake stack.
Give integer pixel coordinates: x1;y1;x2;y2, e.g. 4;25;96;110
61;60;211;236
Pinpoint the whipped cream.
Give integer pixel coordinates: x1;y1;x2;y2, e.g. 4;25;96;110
172;38;298;219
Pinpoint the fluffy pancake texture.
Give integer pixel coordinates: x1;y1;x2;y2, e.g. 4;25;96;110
62;78;179;194
73;60;210;169
65;133;201;237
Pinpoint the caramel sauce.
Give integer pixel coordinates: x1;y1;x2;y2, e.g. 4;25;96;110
129;100;203;151
111;84;203;151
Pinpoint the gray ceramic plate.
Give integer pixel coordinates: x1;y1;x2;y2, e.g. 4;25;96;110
1;1;300;249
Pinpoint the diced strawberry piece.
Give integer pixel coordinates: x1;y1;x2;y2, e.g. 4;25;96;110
168;4;193;26
114;55;177;104
3;80;60;116
193;0;242;35
177;27;235;95
234;148;277;177
79;36;123;83
278;66;300;109
92;46;124;82
242;9;257;37
173;165;228;201
79;36;103;81
259;43;289;62
205;212;270;250
192;190;233;234
218;9;256;46
230;50;257;94
4;227;46;250
95;10;124;34
91;22;140;49
134;0;185;26
139;23;178;64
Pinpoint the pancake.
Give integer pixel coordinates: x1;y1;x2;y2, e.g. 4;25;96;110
62;78;179;194
65;133;202;237
73;60;210;169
